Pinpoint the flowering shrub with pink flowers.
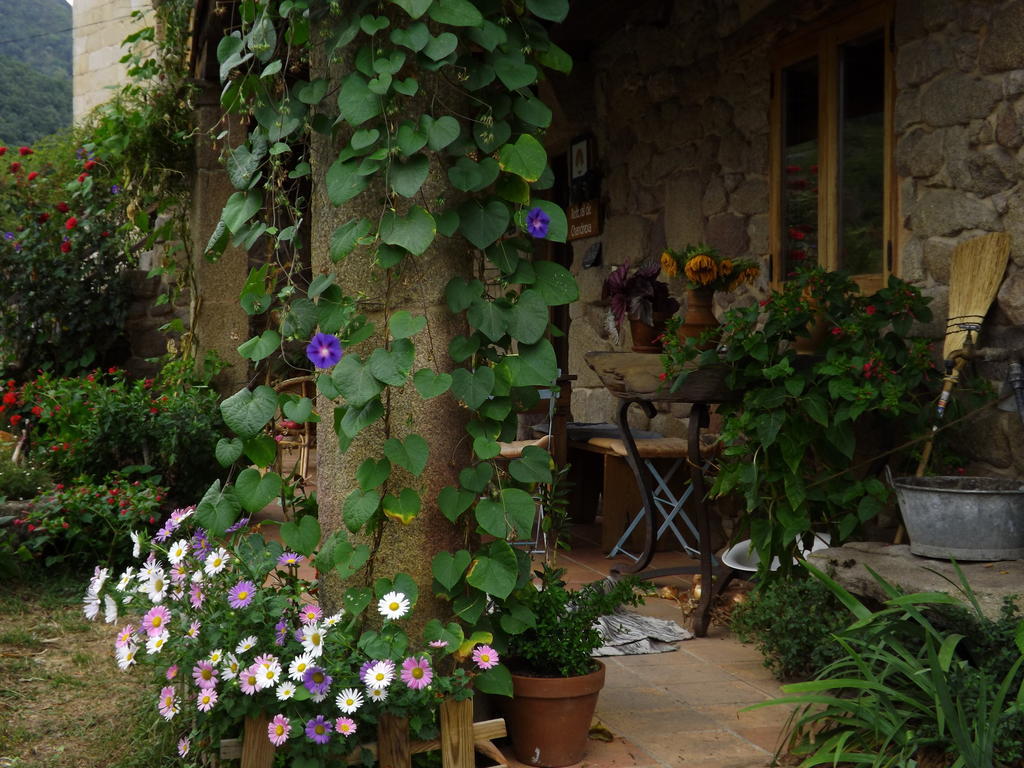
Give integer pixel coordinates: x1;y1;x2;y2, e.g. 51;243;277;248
84;510;506;764
0;143;136;376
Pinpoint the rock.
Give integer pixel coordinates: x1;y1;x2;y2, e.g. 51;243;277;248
980;2;1024;73
664;173;706;247
952;32;980;73
602;215;652;266
747;213;769;255
919;73;1001;126
1001;186;1024;263
717;134;750;174
729;177;767;215
922;0;955;31
894;0;928;45
909;187;999;236
945;141;1017;197
996;265;1024;326
895;127;943;178
894;88;921;132
995;99;1024;149
809;541;1024;621
702;175;727;217
900;235;925;283
895;38;952;89
705;213;750;259
922;237;957;283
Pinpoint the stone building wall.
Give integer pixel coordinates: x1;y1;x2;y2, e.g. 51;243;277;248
551;0;1024;472
72;0;151;120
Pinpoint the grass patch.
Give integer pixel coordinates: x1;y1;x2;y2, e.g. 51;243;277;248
0;568;177;767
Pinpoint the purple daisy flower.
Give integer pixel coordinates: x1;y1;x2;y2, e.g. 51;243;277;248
277;551;304;567
305;715;332;744
110;184;121;194
303;666;333;695
225;517;250;534
306;332;343;369
228;580;257;610
191;529;212;559
3;232;13;240
526;206;550;239
274;619;288;646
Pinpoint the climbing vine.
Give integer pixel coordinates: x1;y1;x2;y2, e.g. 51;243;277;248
204;0;577;706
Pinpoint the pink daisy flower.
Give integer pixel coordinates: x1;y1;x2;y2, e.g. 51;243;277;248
158;685;179;720
189;583;204;609
268;713;291;746
165;664;179;681
428;639;448;648
177;737;189;757
335;717;357;737
192;661;219;689
299;603;323;625
116;624;136;648
240;664;261;695
142;605;171;636
472;644;499;670
197;687;218;712
228;580;256;609
400;656;433;690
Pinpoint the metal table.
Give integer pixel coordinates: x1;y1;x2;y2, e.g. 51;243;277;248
584;352;736;636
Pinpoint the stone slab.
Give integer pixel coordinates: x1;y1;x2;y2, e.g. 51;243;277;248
808;541;1023;620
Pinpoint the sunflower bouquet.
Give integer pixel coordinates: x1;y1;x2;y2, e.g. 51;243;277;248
660;243;759;293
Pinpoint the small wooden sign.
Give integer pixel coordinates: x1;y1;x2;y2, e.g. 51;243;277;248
568;199;601;241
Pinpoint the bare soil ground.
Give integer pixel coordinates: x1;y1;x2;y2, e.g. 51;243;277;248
0;572;175;768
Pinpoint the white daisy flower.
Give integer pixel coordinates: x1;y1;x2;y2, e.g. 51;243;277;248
363;660;395;690
167;539;189;565
235;636;257;654
116;644;138;670
276;681;296;700
146;630;170;655
311;691;329;703
141;571;168;604
367;685;389;703
222;653;241;680
336;688;363;714
139;559;161;581
256;661;281;689
377;591;410;620
83;594;100;621
89;567;109;595
130;531;142;558
103;595;118;624
288;652;316;682
300;624;325;657
208;648;225;665
204;547;230;576
323;611;344;628
116;567;135;592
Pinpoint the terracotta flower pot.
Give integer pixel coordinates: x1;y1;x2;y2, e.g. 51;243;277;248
629;312;670;353
677;288;719;348
504;662;606;767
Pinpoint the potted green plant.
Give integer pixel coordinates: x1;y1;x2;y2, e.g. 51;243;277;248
500;565;644;767
601;261;680;352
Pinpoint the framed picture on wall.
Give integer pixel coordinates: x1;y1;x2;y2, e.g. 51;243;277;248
570;137;589;180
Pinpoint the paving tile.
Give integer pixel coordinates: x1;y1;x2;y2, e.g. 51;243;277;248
635;728;773;767
594;685;688;715
498;734;661;768
597;704;720;737
670;680;771;706
693;703;795;731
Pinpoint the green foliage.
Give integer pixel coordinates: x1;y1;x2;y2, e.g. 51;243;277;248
664;268;940;579
25;359;227;504
0;55;71;146
13;471;166;568
0;453;51;501
0;0;72;79
730;574;848;679
753;563;1024;767
502;566;645;678
0;139;138;375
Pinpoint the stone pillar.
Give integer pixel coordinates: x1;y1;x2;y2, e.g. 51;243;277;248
190;84;251;394
310;51;473;631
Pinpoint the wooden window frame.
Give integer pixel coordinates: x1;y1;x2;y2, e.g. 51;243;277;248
769;0;896;292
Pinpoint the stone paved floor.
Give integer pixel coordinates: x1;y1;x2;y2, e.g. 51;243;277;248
497;525;792;768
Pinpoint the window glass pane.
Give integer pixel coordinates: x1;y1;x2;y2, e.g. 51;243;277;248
838;31;885;276
781;57;819;277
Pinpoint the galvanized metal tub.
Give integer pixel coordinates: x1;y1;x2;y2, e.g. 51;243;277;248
893;476;1024;560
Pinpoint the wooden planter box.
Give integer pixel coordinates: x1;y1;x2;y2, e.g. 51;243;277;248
219;698;507;768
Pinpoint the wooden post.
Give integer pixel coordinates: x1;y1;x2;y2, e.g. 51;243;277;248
378;713;411;768
440;697;474;768
240;714;275;768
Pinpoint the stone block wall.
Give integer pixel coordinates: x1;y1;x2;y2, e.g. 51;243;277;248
72;0;152;120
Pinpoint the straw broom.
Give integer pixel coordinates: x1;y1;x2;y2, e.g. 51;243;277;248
894;232;1011;544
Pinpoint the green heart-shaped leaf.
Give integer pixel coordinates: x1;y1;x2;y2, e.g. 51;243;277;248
498;134;547;182
351;128;380;151
332;354;384;407
466;540;518;598
368;338;414;386
428;0;483;26
438;485;475;522
389;154;430;198
390;21;431;50
243;435;278;468
373;51;406;75
330;218;372;262
359;14;390;33
473;436;501;460
326;159;368;204
513;95;553;128
413;369;452;399
380;206;436;255
509;445;553;484
235;468;282;514
344;488;381;532
281;514;321;556
448;334;480;362
297;78;329;104
525;0;569;21
473;118;511;153
451;366;495;409
215;438;244;468
422;115;460;150
390;311;427;339
339;399;385;439
432;550;471;590
493;52;537;90
337;73;381;126
396;121;428;155
282;397;314;423
195;480;241;538
383;434;429;476
459;462;492;493
444;277;484;313
237;329;281;362
502;339;558;387
368;72;393;95
220;385;278;439
423;32;458;60
507;289;548;344
448;157;483;192
531;260;578;305
356;458;392;491
458;199;510;249
393;77;419;96
389;0;433;19
383;488;421;524
467;298;512;341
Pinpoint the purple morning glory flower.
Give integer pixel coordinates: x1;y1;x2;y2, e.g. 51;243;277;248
305;715;332;744
303;666;333;695
306;332;343;369
526;206;550;239
228;580;257;609
3;232;13;240
110;184;121;194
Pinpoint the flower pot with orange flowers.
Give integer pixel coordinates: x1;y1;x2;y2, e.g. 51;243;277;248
660;244;760;347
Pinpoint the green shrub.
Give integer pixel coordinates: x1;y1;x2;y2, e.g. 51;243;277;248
12;470;166;567
731;574;848;679
24;358;226;504
0;454;51;500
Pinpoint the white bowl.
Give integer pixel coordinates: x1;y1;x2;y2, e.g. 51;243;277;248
721;533;832;572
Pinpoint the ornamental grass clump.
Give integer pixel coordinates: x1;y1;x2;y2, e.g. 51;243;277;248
84;512;506;763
